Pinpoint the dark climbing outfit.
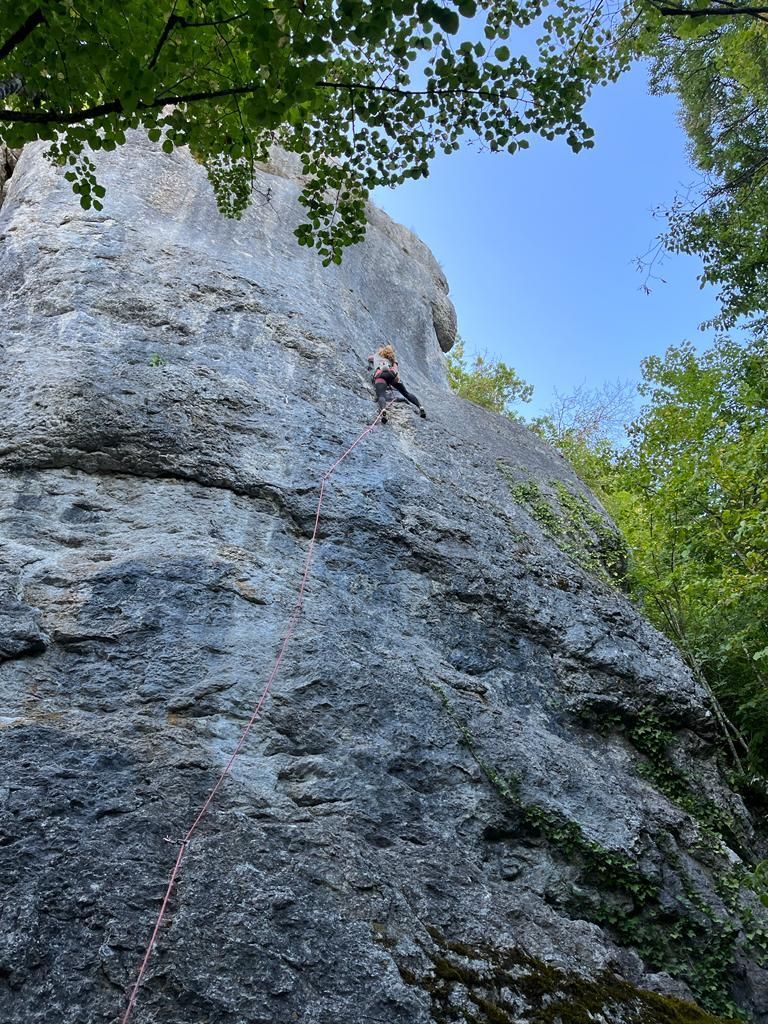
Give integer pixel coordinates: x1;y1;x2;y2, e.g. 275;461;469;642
370;357;424;415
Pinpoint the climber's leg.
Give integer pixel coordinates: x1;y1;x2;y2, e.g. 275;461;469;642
373;379;389;411
392;380;427;417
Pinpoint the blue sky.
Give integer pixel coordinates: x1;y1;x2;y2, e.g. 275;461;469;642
373;63;718;418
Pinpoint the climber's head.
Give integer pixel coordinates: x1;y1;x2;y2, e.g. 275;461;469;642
379;344;397;363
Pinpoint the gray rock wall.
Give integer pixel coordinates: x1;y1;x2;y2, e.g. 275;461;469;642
0;138;766;1024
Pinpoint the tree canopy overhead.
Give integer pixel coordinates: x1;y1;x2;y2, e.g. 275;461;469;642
0;1;620;262
629;5;768;330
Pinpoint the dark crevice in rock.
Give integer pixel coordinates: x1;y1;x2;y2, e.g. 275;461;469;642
0;591;48;664
0;637;47;664
0;145;20;211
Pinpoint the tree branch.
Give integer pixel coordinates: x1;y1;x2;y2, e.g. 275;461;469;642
174;13;251;29
708;151;768;198
654;2;768;16
147;9;251;71
316;79;506;101
0;77;513;128
0;83;260;125
0;8;45;63
147;9;180;71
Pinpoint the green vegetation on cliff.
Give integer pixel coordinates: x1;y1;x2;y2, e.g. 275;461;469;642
430;683;768;1020
450;336;768;779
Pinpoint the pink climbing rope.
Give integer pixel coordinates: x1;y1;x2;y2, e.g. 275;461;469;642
120;402;394;1024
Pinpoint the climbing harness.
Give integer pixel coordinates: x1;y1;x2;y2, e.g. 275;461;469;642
373;366;400;387
120;400;395;1024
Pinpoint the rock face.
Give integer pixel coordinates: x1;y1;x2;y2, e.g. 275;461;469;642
0;139;766;1024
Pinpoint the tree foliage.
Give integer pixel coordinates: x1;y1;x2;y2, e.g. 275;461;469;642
619;338;768;769
530;379;635;491
541;341;768;775
445;337;533;417
0;1;619;263
630;8;768;329
444;327;768;775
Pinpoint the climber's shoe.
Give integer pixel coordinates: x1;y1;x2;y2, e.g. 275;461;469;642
419;407;427;419
381;410;388;424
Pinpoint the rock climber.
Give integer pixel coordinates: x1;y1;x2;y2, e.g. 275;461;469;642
368;344;427;424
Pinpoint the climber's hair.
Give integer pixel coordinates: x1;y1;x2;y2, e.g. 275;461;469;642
378;344;397;363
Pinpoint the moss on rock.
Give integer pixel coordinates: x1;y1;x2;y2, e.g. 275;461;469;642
393;925;740;1024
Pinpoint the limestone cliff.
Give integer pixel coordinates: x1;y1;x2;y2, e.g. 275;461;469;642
0;138;766;1024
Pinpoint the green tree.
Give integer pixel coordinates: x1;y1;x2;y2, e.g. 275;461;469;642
527;343;768;775
0;0;617;264
613;338;768;771
630;11;768;329
530;379;635;493
446;337;533;417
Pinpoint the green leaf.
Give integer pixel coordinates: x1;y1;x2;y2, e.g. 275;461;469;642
0;0;617;265
433;8;459;33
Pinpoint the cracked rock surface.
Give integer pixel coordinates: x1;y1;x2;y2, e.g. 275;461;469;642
0;138;766;1024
